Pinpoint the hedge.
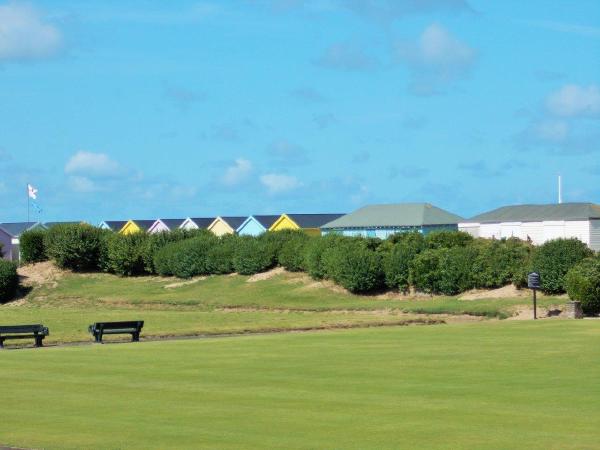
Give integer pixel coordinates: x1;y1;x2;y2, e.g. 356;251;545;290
304;234;343;280
45;224;104;271
105;233;149;276
0;259;19;303
154;233;219;278
206;234;238;275
233;235;277;275
471;238;532;289
383;232;425;292
278;231;311;272
530;238;594;294
19;229;48;264
565;257;600;315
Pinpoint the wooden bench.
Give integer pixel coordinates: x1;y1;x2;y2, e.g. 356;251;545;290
0;324;49;348
88;321;144;343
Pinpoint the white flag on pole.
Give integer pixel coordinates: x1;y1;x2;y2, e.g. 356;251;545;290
28;184;38;200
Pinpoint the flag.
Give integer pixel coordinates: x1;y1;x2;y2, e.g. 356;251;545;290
28;184;38;200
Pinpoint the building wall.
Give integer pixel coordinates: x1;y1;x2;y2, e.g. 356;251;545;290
148;221;170;234
180;220;198;230
589;220;600;252
520;222;544;244
270;215;299;232
0;229;13;261
322;225;456;238
209;219;234;236
563;220;590;246
237;219;266;236
120;221;141;235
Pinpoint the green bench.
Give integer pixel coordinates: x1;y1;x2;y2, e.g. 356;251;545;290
88;321;144;343
0;324;49;348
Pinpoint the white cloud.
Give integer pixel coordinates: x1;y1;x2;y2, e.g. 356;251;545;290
222;158;252;186
546;84;600;117
65;151;124;178
396;23;476;94
260;173;302;194
0;2;62;61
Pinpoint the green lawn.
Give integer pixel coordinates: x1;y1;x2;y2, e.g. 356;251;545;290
0;270;564;345
1;320;598;449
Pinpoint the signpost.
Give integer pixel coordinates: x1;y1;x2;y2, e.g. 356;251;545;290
527;272;541;320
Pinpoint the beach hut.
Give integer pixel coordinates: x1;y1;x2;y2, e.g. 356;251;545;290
119;219;155;235
270;214;345;236
0;222;47;261
207;216;247;236
99;220;128;232
148;219;186;234
179;217;216;231
321;203;462;238
236;215;280;236
459;202;600;251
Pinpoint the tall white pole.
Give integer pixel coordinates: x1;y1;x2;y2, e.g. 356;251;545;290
558;175;562;204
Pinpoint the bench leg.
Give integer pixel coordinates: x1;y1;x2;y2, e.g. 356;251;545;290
35;336;43;348
132;332;140;342
95;333;103;343
0;338;4;349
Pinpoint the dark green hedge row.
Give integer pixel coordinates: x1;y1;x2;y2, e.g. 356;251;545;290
0;259;18;303
21;225;595;300
565;256;600;315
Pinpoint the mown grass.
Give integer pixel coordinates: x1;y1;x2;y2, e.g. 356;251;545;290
1;320;599;449
0;270;565;344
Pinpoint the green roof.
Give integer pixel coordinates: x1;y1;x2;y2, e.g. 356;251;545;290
467;203;600;223
321;203;463;229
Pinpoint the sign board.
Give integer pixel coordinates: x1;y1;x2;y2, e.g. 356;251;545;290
527;272;541;289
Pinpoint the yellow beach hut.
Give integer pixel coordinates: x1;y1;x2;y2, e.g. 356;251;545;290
269;214;345;236
119;219;155;235
207;216;247;237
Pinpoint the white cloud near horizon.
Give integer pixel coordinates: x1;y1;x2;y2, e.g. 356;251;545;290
260;173;302;194
65;151;125;178
0;2;62;61
546;84;600;117
221;158;252;186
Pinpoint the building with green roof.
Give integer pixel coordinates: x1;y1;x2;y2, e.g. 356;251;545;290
458;202;600;251
321;203;463;238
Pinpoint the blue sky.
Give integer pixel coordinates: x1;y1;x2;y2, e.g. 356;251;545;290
1;0;599;223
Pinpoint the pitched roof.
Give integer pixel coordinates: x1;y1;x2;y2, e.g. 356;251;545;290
321;203;463;229
467;203;600;223
158;219;186;230
287;213;345;228
102;220;128;231
131;220;156;231
219;216;247;230
252;215;281;229
187;217;216;229
0;222;44;237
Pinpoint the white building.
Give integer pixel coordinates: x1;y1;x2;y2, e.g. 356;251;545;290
459;203;600;251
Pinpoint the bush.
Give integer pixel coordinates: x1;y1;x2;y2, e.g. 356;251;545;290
304;234;343;280
45;224;104;271
154;234;219;278
383;232;425;292
471;238;532;289
410;246;476;295
322;238;384;293
206;234;238;274
565;257;600;315
19;229;48;264
278;231;311;272
142;229;208;274
106;233;150;276
233;236;276;275
0;259;19;303
259;230;301;265
426;230;473;249
530;238;593;294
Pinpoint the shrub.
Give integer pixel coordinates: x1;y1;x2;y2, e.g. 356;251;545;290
259;230;301;265
530;238;593;294
278;231;311;272
19;229;48;264
322;238;384;293
0;259;18;303
233;236;277;275
206;234;238;274
383;232;426;292
471;238;532;289
437;246;477;295
45;224;104;271
426;230;473;249
154;234;219;278
106;233;150;276
565;257;600;315
142;229;208;274
304;234;344;280
409;249;443;294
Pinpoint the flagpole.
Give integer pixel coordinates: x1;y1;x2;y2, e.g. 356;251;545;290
27;184;30;223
